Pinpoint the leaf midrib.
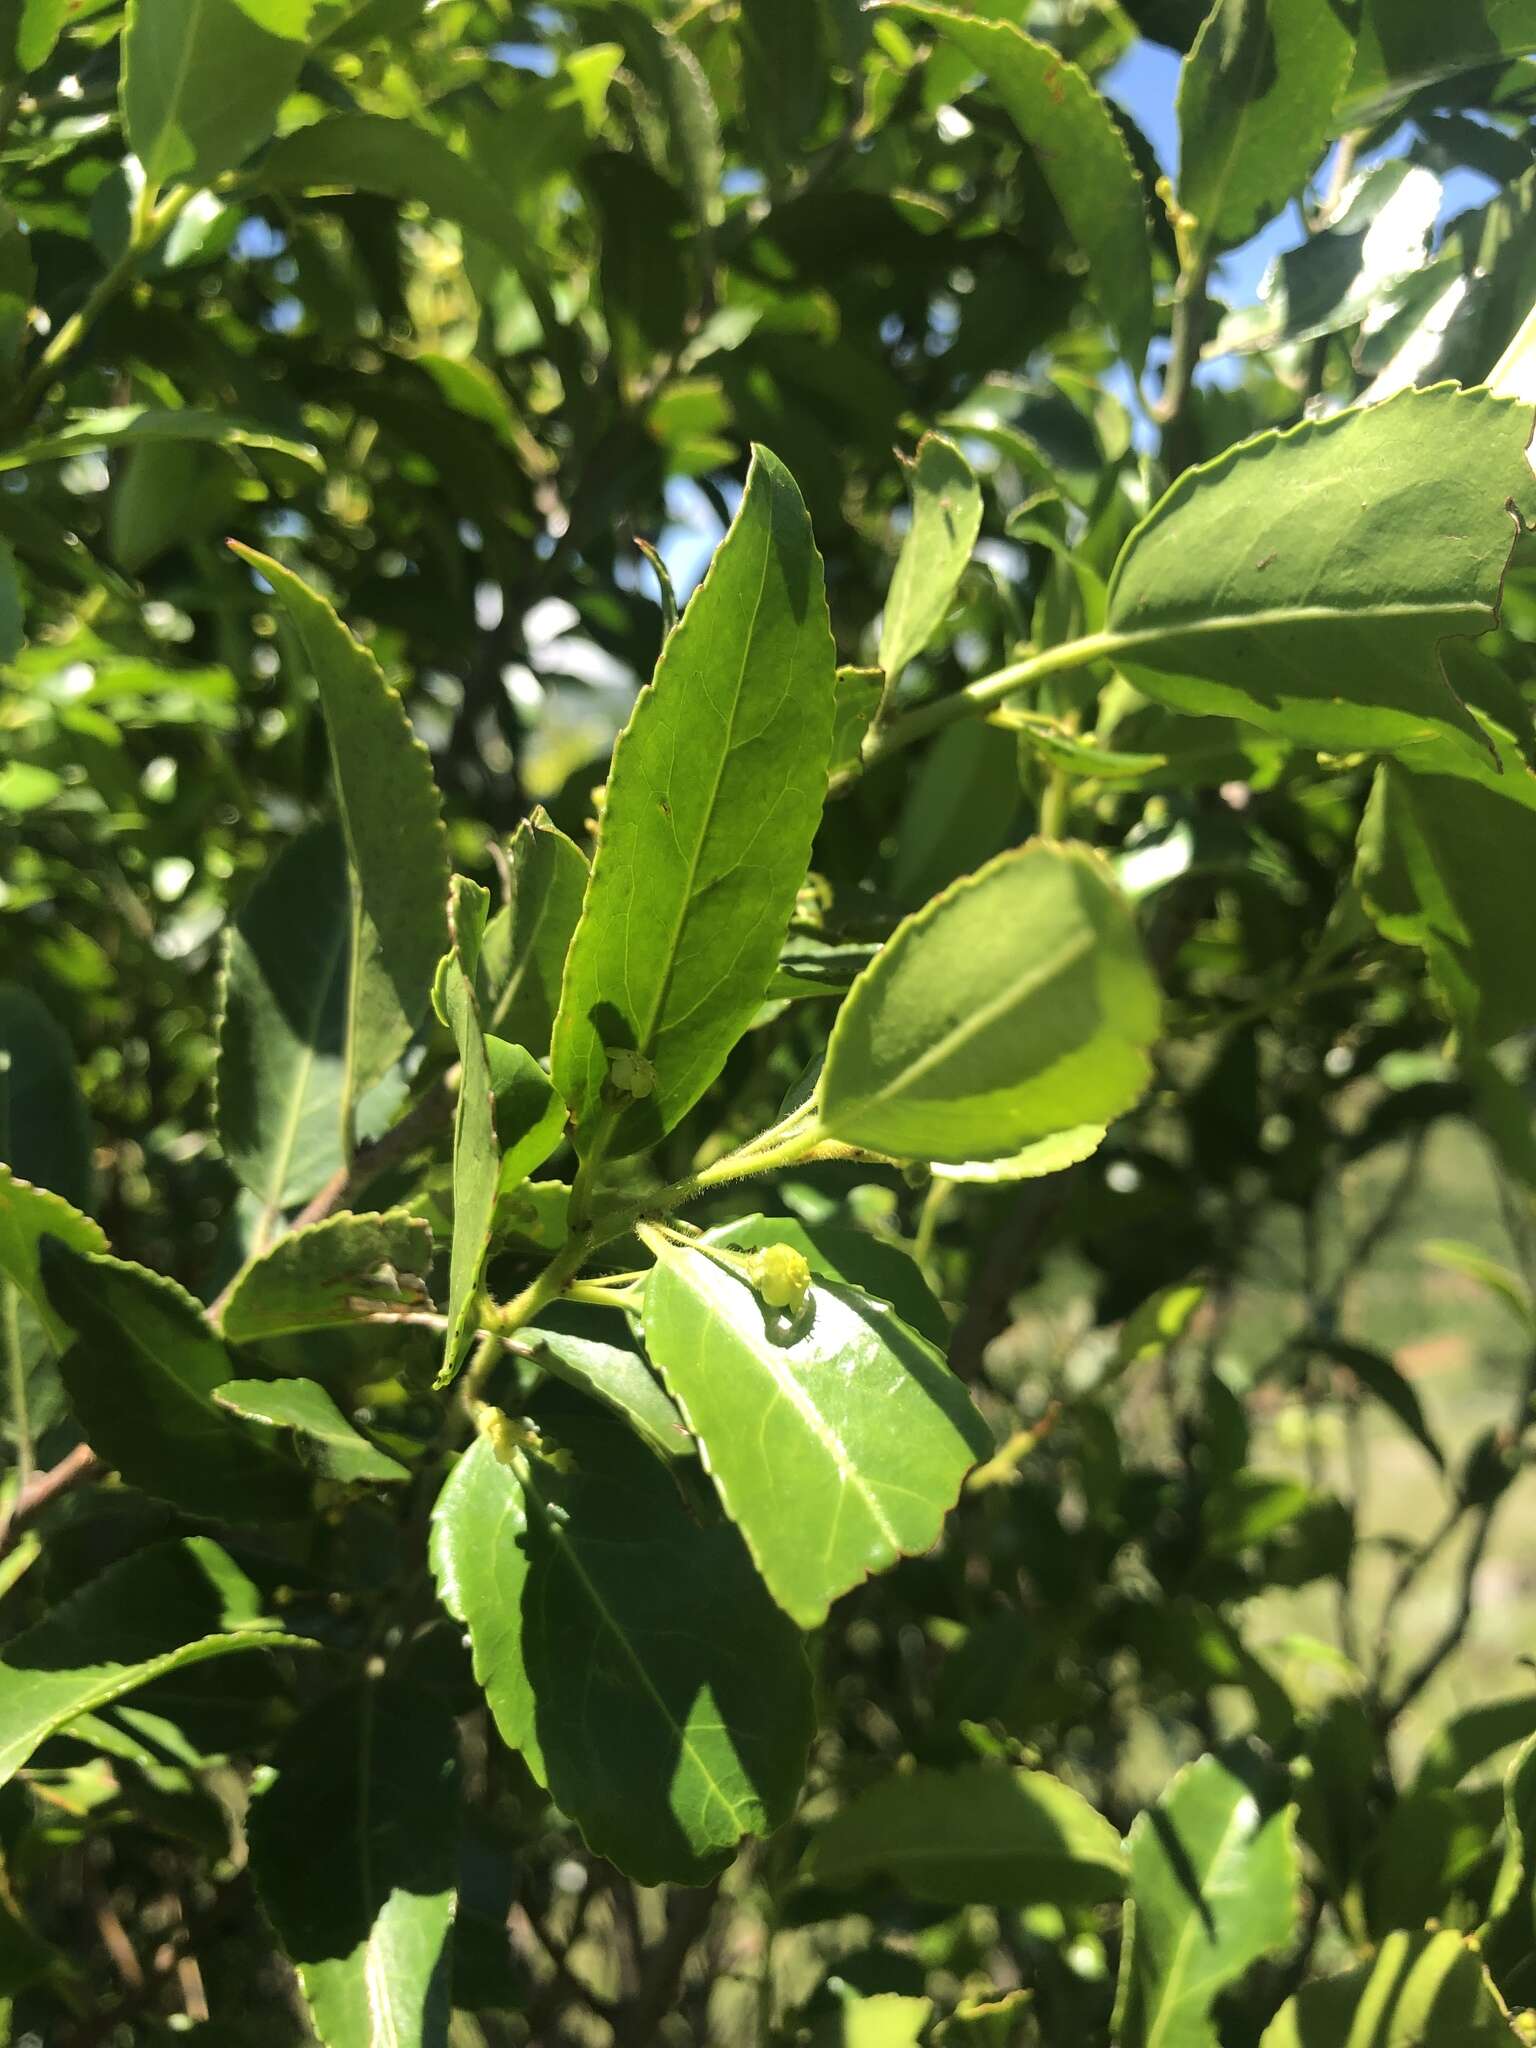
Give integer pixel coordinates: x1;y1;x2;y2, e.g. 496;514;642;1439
1142;1792;1254;2048
523;1463;750;1837
840;922;1097;1123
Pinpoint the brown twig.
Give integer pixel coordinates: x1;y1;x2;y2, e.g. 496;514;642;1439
610;1881;720;2048
0;1442;103;1559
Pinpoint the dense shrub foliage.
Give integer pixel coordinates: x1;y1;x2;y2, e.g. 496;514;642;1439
8;1;1536;2043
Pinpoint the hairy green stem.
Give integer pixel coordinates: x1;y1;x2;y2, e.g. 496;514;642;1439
859;629;1119;770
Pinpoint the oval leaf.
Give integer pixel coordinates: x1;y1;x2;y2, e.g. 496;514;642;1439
1176;0;1353;257
1105;385;1536;760
806;1764;1127;1908
1117;1750;1298;2048
818;841;1160;1164
879;433;983;683
642;1241;989;1628
248;1682;459;2048
429;1402;812;1885
218;1208;433;1345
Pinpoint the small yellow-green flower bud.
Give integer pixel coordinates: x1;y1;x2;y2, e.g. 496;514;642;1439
747;1243;813;1316
606;1048;657;1100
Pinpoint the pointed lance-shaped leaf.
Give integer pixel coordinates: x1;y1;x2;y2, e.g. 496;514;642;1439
1176;0;1354;259
552;445;837;1162
437;879;501;1387
121;0;310;190
228;545;449;1136
42;1241;309;1523
479;806;588;1057
878;3;1153;371
0;1537;309;1789
879;434;982;685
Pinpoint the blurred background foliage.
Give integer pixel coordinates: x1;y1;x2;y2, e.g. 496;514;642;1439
10;0;1536;2041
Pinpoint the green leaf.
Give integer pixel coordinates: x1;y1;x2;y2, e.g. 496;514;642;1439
1414;1695;1536;1798
1104;386;1536;760
1176;0;1353;258
0;982;92;1210
1481;1731;1536;1995
42;1242;309;1522
1307;1337;1445;1471
817;842;1160;1165
480;806;588;1057
1259;1928;1520;2047
259;113;552;309
216;822;350;1220
1338;1;1536;127
883;3;1152;370
1357;763;1536;1043
830;666;884;782
214;1379;409;1483
524;1306;690;1463
0;1165;106;1349
429;1402;812;1885
218;1209;434;1345
438;879;500;1387
0;1537;303;1789
878;433;983;684
122;0;308;188
248;1682;458;2048
488;1038;565;1192
935;1124;1105;1183
805;1764;1127;1907
1214;163;1442;356
1117;1751;1298;2048
642;1239;988;1628
551;445;837;1163
231;546;449;1125
0;407;322;473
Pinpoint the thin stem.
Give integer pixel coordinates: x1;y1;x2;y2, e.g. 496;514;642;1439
1156;255;1211;479
9;183;194;426
2;1276;30;1495
859;630;1118;772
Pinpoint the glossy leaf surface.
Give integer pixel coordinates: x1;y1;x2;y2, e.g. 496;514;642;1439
1105;386;1536;759
122;0;307;187
0;1165;106;1348
430;1404;812;1884
214;1378;408;1483
480;807;588;1056
1260;1929;1518;2047
1176;0;1352;256
216;823;350;1222
232;547;448;1120
249;1683;458;2048
1118;1752;1298;2048
643;1241;988;1627
807;1765;1126;1907
0;1538;300;1788
218;1209;433;1345
1338;1;1536;125
43;1243;308;1521
878;434;982;683
887;5;1152;369
818;842;1159;1164
552;445;836;1159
